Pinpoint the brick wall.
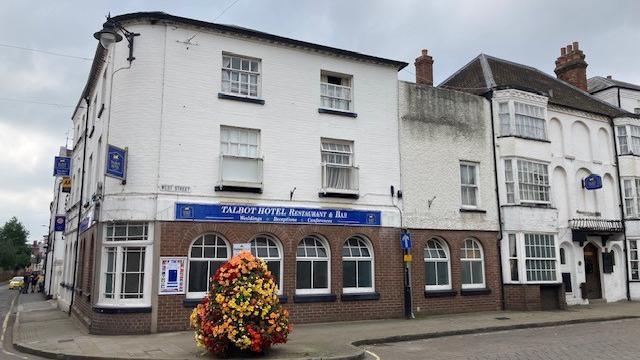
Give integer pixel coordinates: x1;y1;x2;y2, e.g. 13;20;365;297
410;229;502;315
504;284;567;311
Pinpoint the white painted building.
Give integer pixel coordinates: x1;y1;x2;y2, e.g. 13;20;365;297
441;47;631;309
44;147;71;300
589;77;640;300
58;12;408;333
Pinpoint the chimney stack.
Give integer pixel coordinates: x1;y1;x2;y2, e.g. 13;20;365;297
415;49;434;86
554;41;588;91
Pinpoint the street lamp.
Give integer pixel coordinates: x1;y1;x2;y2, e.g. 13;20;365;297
93;15;139;63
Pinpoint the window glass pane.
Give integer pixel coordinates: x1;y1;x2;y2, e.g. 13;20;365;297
296;261;311;289
125;250;141;272
471;261;483;284
343;261;356;288
461;261;472;284
266;260;280;288
123;273;140;294
313;261;328;288
425;262;437;285
210;261;223;280
357;260;372;287
436;261;449;285
188;261;208;292
510;259;519;281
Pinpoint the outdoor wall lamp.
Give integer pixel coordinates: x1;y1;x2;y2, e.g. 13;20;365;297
93;15;140;63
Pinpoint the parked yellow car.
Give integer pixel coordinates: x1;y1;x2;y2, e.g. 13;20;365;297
8;276;24;290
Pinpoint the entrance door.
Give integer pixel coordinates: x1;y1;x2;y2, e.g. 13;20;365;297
583;243;602;299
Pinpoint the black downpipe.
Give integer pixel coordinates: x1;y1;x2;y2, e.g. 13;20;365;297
484;90;506;310
45;181;62;299
69;97;89;316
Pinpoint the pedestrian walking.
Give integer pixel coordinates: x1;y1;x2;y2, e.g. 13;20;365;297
31;273;38;293
37;273;44;293
22;273;31;294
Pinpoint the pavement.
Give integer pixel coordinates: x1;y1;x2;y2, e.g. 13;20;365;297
10;292;640;360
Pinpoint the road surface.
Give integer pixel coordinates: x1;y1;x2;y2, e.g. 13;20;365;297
0;283;43;359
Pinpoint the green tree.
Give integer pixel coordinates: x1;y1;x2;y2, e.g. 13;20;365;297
0;217;31;270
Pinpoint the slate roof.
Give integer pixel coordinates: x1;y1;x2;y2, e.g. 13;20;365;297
588;76;640;94
439;54;637;118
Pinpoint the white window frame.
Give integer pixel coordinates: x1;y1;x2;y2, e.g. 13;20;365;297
98;222;153;307
507;233;519;282
423;238;452;291
622;178;640;218
523;233;558;283
616;124;640;155
460;161;480;209
630;239;639;281
503;158;551;205
221;53;261;98
295;236;331;296
498;100;547;140
220;126;260;159
186;233;231;299
342;236;375;294
320;139;358;193
460;238;485;289
320;71;353;112
250;235;283;295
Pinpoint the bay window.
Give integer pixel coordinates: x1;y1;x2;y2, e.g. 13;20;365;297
630;240;639;280
616;125;640;155
524;233;557;282
221;54;260;98
504;158;550;205
100;222;152;306
623;178;640;217
498;101;547;140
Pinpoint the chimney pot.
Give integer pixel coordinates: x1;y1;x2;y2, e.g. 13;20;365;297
567;44;573;52
606;75;612;79
573;41;579;50
554;41;588;91
414;49;434;86
561;47;567;56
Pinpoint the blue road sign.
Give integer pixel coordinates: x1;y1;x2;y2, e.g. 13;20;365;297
401;232;412;250
53;156;71;177
105;145;127;180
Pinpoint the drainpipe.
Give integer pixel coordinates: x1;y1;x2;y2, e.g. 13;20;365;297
483;90;506;310
69;96;90;316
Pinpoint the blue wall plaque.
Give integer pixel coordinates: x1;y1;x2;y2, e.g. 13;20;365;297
54;216;66;232
105;145;127;180
53;156;71;177
582;174;602;190
175;203;381;226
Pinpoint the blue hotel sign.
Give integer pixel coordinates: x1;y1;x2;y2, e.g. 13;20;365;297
105;145;127;180
53;156;71;177
175;203;381;226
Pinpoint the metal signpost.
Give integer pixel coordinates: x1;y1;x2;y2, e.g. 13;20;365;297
401;230;414;319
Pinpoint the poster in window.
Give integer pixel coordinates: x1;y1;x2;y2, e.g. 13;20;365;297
159;257;186;295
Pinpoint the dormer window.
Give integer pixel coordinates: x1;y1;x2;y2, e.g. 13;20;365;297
498;101;547;140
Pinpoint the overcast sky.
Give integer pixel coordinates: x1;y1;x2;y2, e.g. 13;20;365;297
1;0;639;241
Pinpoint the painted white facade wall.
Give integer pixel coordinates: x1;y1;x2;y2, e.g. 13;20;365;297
398;82;498;231
592;87;640;114
68;20;403;233
45;155;70;300
494;89;626;304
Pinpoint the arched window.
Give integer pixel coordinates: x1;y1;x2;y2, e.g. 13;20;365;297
559;247;566;265
424;238;451;290
296;236;330;295
187;234;230;298
460;238;485;289
250;235;283;294
342;236;374;293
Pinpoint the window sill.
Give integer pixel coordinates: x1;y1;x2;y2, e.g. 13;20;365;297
341;292;380;301
318;108;357;118
460;288;491;296
501;204;556;210
460;208;487;213
215;185;263;194
318;191;359;199
497;135;550;143
183;298;202;308
218;92;265;105
92;305;152;314
424;289;457;298
293;294;337;303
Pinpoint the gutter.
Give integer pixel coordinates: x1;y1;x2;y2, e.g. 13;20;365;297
482;90;506;310
69;96;90;316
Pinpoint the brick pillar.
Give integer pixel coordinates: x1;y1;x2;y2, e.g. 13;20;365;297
415;49;434;86
554;41;588;91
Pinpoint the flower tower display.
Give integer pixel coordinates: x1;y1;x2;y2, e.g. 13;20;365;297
190;251;291;356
